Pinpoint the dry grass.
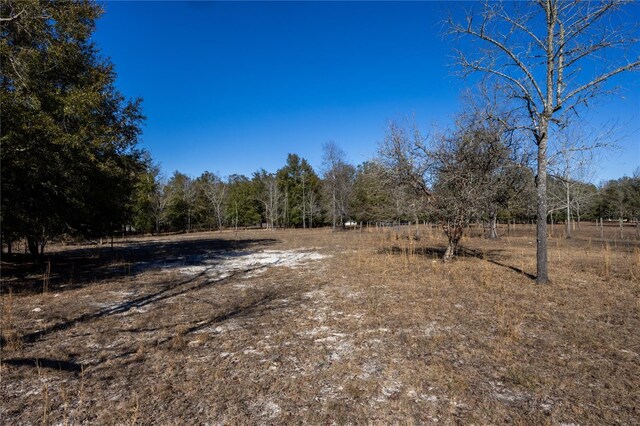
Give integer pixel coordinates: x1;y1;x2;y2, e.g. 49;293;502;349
1;223;639;424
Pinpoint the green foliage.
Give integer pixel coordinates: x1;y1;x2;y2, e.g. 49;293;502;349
252;169;277;227
132;154;164;234
226;175;261;227
192;172;216;231
594;172;640;220
1;0;144;254
350;161;394;223
276;154;321;228
164;172;196;231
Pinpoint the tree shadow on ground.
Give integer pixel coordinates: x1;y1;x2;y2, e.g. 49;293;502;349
380;245;536;280
3;290;283;373
1;236;280;295
1;358;83;373
16;248;290;345
459;247;537;280
9;269;325;374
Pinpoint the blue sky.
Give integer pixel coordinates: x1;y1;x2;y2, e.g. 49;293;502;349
94;1;639;183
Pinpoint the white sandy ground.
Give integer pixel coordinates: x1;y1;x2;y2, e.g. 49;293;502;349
175;249;330;279
4;245;554;423
74;249;331;315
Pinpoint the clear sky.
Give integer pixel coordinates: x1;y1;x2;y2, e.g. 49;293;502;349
93;1;639;183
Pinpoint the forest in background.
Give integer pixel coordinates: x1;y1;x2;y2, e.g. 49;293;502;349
130;146;640;235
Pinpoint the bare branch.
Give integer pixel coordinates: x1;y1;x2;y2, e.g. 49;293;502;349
457;52;540;114
558;1;617;56
451;17;545;104
499;8;546;51
0;8;25;22
560;59;640;107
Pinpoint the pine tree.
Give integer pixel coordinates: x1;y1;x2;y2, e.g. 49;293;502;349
1;1;145;255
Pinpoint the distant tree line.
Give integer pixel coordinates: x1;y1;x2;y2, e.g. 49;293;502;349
130;140;640;240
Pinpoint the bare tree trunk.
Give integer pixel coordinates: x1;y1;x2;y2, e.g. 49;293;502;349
27;237;39;258
442;222;463;262
332;187;337;232
619;217;624;239
565;184;572;239
284;191;288;229
443;232;461;262
536;121;550;284
489;211;499;240
443;240;456;262
302;176;306;229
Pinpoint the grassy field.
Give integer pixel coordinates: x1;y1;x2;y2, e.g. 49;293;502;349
1;223;639;424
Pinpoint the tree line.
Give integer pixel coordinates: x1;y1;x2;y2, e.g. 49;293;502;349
130;133;640;241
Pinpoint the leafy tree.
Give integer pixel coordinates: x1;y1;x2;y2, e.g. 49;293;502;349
165;172;196;232
1;0;145;256
276;154;321;228
132;155;164;234
350;161;395;223
594;173;640;230
226;175;261;228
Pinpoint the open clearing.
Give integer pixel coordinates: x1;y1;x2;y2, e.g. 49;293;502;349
1;225;639;424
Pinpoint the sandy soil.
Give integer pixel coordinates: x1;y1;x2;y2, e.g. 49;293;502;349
1;225;639;424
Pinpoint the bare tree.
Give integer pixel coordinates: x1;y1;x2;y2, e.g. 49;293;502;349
459;88;534;240
266;175;281;230
379;122;433;200
184;177;197;232
201;172;227;231
571;181;598;228
307;189;320;228
322;141;355;230
381;116;525;262
151;175;168;234
547;126;602;238
436;124;520;260
449;0;640;283
254;170;281;230
301;172;307;229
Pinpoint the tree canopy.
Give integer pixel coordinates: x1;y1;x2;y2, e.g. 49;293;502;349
1;0;145;255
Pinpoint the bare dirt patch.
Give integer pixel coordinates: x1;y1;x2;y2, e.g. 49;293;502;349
2;225;639;424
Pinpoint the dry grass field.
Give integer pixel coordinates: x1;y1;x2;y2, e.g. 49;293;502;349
1;223;639;425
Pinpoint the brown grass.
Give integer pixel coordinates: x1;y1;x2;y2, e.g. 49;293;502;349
1;223;639;424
